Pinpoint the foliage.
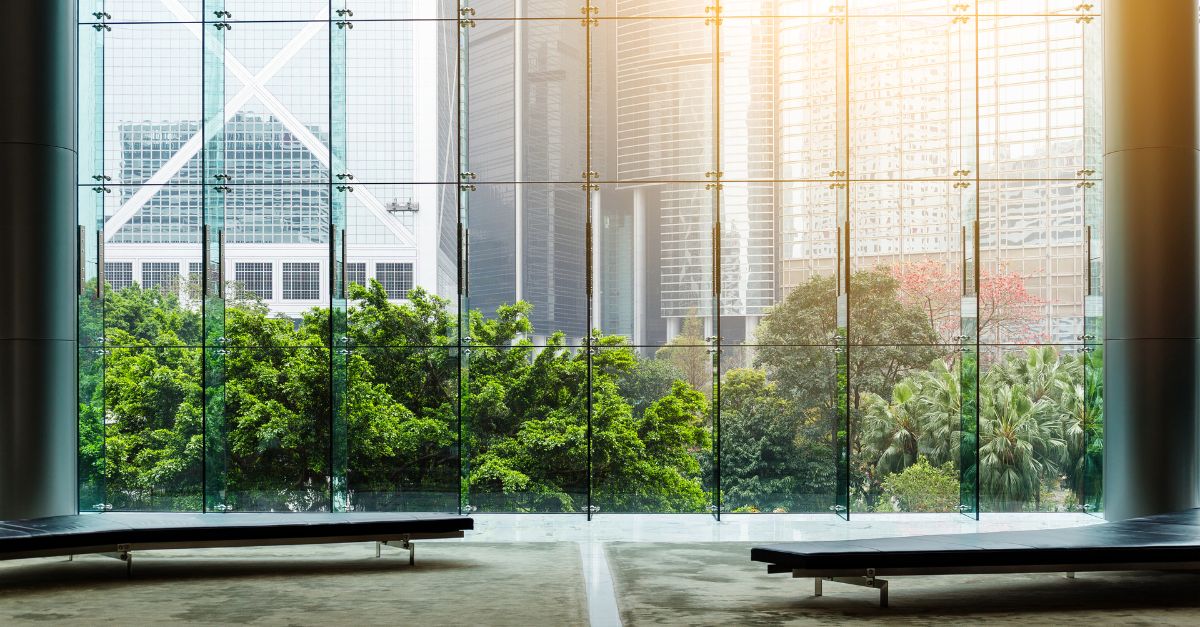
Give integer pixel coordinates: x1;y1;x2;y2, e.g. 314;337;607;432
892;260;1048;344
81;263;1103;515
90;280;712;513
714;368;835;513
880;456;959;513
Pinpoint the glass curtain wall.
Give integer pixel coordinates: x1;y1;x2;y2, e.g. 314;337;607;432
78;0;1103;517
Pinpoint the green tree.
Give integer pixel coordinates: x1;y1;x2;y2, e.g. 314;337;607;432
755;268;940;507
880;456;959;513
715;368;835;512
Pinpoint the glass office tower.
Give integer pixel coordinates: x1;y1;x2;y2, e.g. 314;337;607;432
79;0;1103;517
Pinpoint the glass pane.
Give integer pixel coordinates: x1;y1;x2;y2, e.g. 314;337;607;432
979;180;1085;344
773;17;841;182
979;344;1084;513
223;21;330;185
721;345;839;513
979;16;1090;180
223;185;331;318
592;346;714;513
468;0;583;19
849;0;971;14
593;183;713;346
851;345;961;513
468;184;587;343
979;0;1103;16
104;347;203;511
105;25;202;188
346;20;459;184
590;17;714;183
466;18;586;183
960;339;979;517
849;182;965;345
346;348;459;513
591;0;710;18
104;184;204;347
344;184;459;328
78;346;107;512
224;347;331;511
223;0;328;21
718;182;775;337
849;15;977;181
465;343;588;512
1081;343;1102;515
103;0;203;23
346;1;459;20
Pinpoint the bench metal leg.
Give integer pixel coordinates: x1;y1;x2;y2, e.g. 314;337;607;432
376;537;415;565
807;573;889;608
102;545;132;579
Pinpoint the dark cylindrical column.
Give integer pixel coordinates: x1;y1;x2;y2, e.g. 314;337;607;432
0;1;78;519
1104;0;1200;520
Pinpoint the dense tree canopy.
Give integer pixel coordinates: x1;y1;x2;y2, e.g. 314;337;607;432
81;263;1102;515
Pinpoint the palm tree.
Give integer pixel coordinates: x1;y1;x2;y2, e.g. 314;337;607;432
1054;349;1103;508
914;358;962;467
993;346;1076;405
862;380;925;476
979;381;1065;511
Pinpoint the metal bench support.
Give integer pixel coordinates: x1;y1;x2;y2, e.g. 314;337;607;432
375;536;414;565
102;544;133;579
804;569;888;608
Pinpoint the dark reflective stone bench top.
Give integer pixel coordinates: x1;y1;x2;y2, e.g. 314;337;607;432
752;509;1200;570
0;512;473;556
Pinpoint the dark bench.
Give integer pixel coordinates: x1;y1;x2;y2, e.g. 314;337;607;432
752;509;1200;607
0;512;473;576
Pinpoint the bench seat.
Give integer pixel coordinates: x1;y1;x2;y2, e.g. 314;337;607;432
751;509;1200;606
0;512;473;568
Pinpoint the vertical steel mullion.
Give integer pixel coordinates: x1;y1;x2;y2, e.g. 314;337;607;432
841;11;851;522
584;9;594;522
327;0;335;514
456;2;468;516
971;2;982;520
708;3;724;522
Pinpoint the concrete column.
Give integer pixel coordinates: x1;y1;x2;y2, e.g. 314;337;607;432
1103;0;1200;520
0;1;78;519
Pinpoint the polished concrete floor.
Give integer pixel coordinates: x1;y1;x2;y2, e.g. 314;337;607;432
2;513;1197;625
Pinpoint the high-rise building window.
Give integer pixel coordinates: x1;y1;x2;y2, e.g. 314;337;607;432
347;262;367;289
283;262;321;300
105;262;133;291
142;262;180;292
376;262;414;300
235;262;273;300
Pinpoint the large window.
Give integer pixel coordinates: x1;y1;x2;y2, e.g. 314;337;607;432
78;1;1102;517
376;262;414;300
104;262;133;291
141;261;180;292
283;262;321;300
234;262;274;301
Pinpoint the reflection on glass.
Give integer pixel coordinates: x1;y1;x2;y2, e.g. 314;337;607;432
224;347;331;512
593;346;714;513
466;341;589;513
80;3;1103;516
346;348;459;513
721;347;838;513
979;345;1096;513
104;347;204;511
